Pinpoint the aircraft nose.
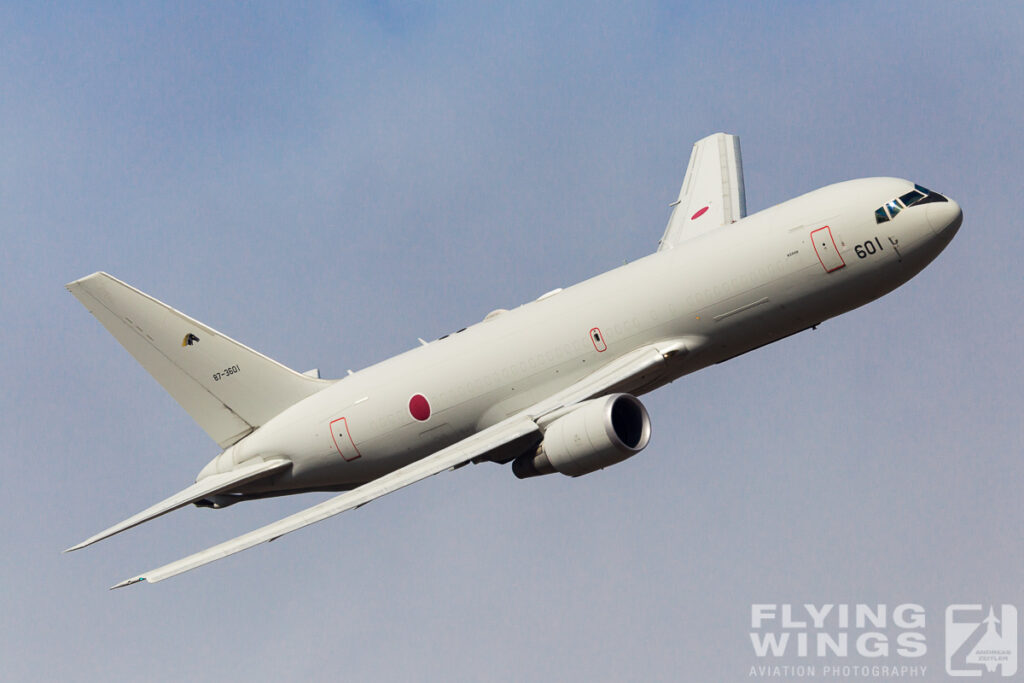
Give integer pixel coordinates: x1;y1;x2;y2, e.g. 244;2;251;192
926;197;963;237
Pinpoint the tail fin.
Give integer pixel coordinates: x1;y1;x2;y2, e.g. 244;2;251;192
67;272;333;447
658;132;747;251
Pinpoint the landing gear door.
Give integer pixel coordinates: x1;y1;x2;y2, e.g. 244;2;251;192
811;226;845;273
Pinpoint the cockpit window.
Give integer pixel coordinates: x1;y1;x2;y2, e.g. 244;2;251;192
916;191;948;206
900;189;927;208
875;184;946;222
914;183;948;205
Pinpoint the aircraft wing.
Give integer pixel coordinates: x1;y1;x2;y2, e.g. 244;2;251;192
111;419;541;588
110;338;693;588
658;132;746;251
65;458;291;552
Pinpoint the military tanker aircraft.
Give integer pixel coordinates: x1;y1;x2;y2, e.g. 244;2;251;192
64;133;963;588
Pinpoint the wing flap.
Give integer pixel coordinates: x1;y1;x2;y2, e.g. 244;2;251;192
658;132;746;250
66;458;291;552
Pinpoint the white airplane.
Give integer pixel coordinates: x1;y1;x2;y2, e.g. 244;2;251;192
65;133;962;588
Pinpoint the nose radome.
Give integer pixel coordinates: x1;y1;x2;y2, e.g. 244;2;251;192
926;198;963;236
925;198;962;236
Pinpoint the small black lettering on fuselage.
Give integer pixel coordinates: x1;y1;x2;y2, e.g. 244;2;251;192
854;238;885;259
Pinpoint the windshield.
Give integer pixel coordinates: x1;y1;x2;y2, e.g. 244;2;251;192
874;184;947;223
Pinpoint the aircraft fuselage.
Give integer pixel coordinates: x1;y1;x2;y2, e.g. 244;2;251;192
205;176;962;497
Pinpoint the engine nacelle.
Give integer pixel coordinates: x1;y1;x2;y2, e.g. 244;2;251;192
512;393;651;478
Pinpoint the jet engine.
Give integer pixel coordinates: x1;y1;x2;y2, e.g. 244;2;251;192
512;393;651;478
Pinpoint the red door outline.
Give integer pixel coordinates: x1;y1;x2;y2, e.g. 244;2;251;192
330;417;362;461
590;327;607;352
811;225;846;273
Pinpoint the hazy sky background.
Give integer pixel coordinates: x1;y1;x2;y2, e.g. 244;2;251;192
2;2;1021;681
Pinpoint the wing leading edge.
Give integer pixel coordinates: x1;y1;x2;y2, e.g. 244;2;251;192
111;338;698;588
658;132;746;251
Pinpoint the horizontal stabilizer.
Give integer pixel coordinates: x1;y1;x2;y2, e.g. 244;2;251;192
65;458;291;552
67;273;333;447
659;132;746;250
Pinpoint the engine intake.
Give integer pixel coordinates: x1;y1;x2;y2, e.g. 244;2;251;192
512;393;651;478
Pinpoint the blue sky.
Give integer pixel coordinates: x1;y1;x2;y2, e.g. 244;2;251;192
2;2;1021;681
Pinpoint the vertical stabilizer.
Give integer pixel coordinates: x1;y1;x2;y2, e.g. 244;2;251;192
659;132;746;250
67;273;333;447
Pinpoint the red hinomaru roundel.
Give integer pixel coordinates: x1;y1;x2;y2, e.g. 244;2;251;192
408;394;431;421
